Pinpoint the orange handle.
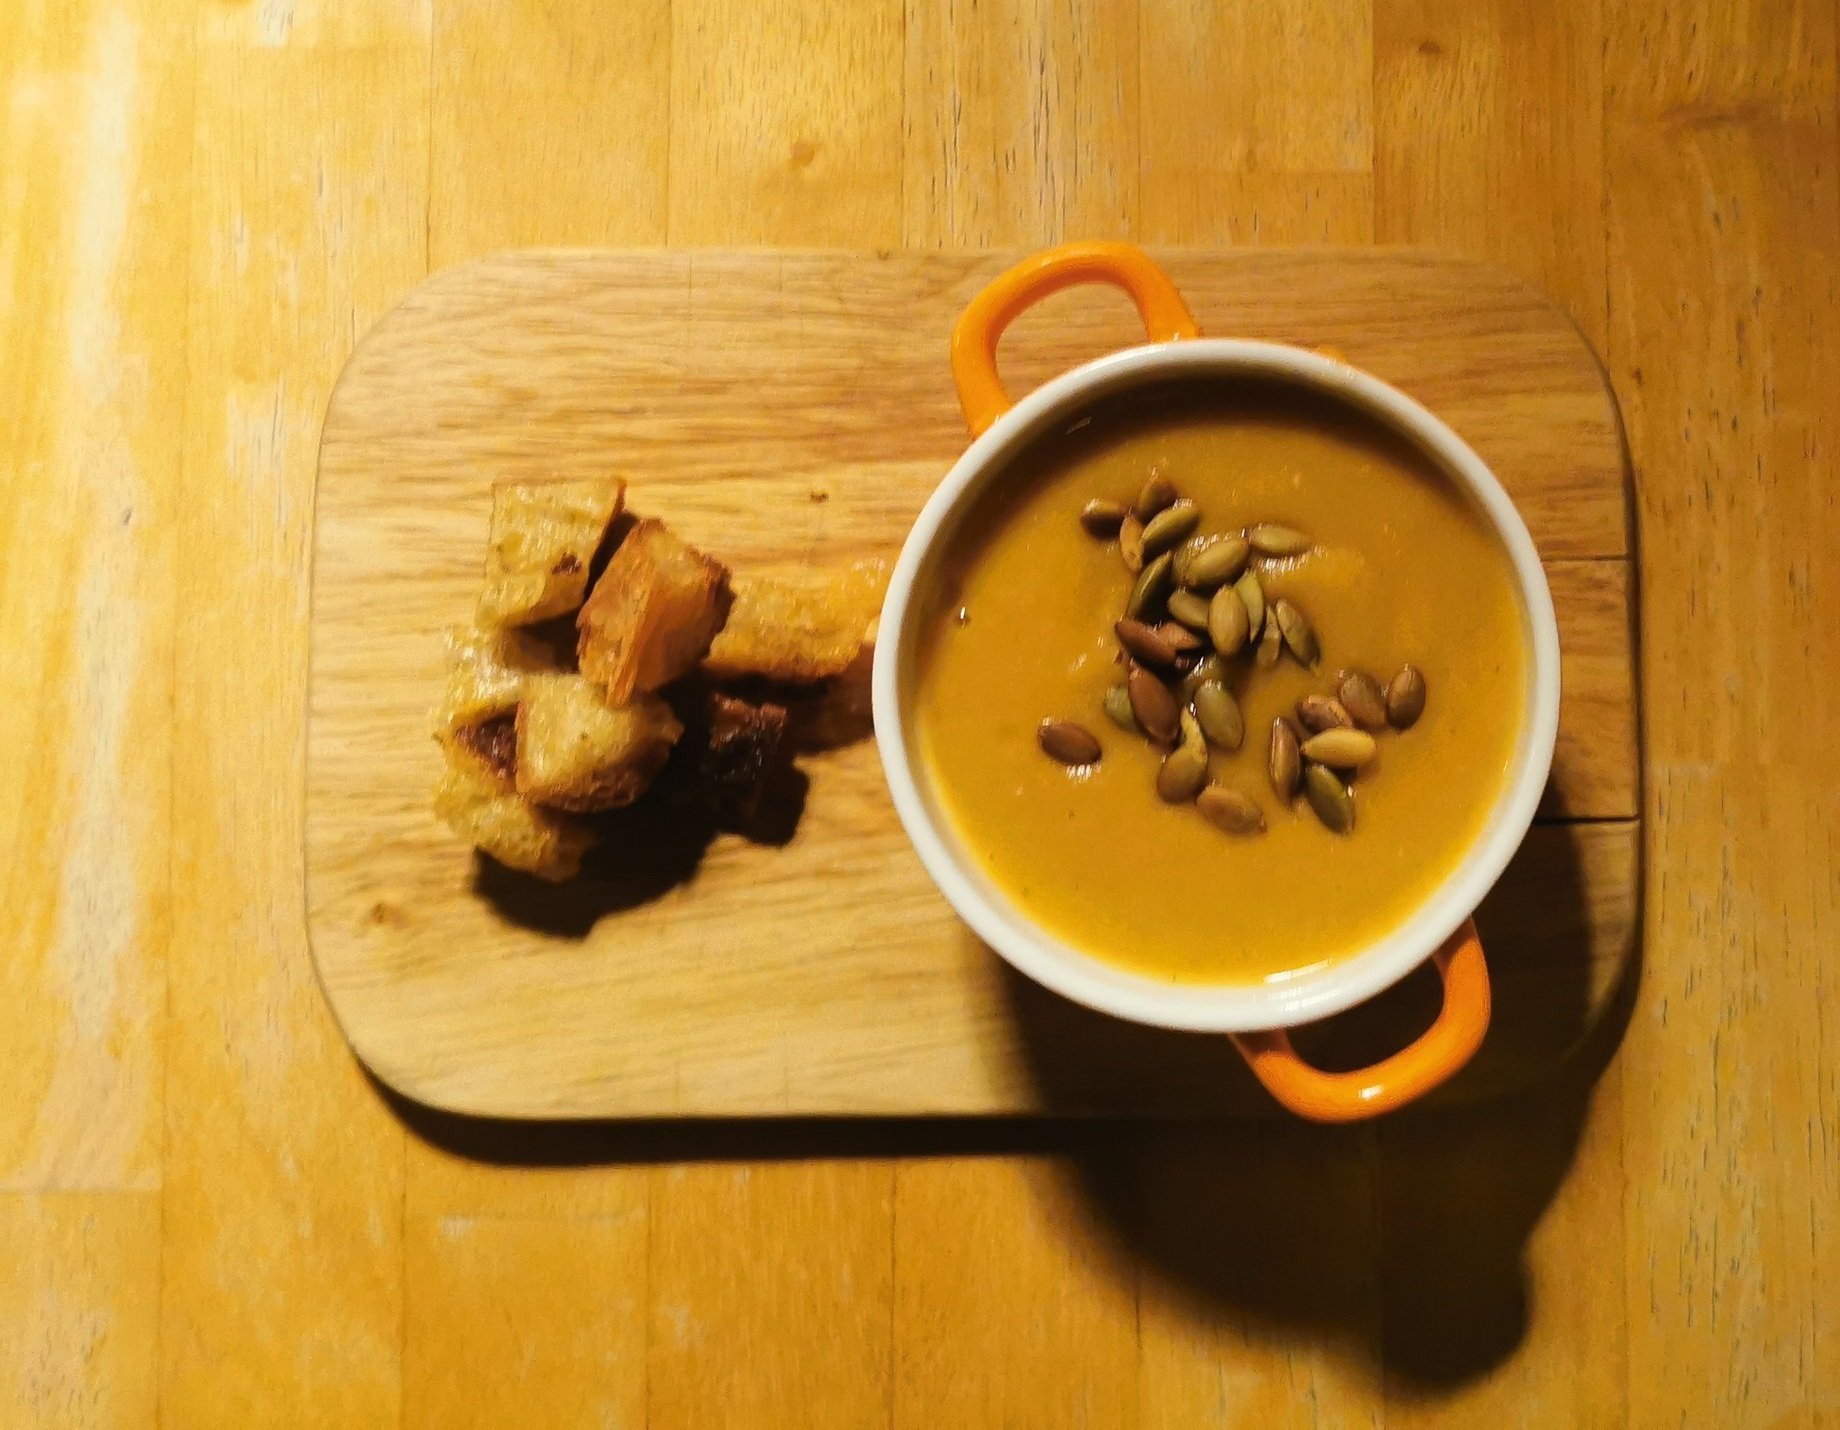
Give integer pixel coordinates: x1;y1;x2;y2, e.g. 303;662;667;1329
951;241;1201;436
1230;920;1491;1123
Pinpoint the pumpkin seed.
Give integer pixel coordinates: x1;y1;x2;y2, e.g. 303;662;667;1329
1133;472;1178;520
1127;664;1181;746
1038;719;1101;766
1166;589;1212;631
1192;679;1245;751
1272;598;1320;668
1141;500;1201;560
1303;763;1355;833
1125;551;1174;621
1296;694;1354;733
1155;621;1205;656
1338;670;1389;730
1080;499;1128;538
1301;727;1378;769
1156;711;1210;803
1197;784;1265;835
1387;664;1427;729
1102;684;1139;733
1256;606;1283;667
1178;653;1227;701
1233;570;1265;639
1119;514;1145;573
1248;522;1313;557
1177;534;1250;590
1207;584;1251;655
1115;617;1178;668
1268;717;1301;801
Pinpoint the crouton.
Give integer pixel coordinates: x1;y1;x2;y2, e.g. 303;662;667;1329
701;557;890;683
663;691;791;820
477;477;625;628
433;757;595;882
514;673;683;812
576;519;733;702
433;624;567;784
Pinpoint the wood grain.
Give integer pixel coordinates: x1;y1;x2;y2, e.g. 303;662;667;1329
307;248;1636;1120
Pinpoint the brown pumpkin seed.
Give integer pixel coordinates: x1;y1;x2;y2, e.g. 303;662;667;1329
1338;670;1389;730
1166;588;1212;631
1300;727;1378;769
1387;664;1427;729
1177;534;1250;590
1197;784;1265;835
1268;717;1302;801
1296;694;1354;733
1156;711;1210;803
1127;664;1181;746
1155;621;1206;656
1038;719;1101;766
1272;598;1320;668
1141;500;1201;560
1303;764;1355;833
1079;499;1128;538
1192;680;1245;751
1248;522;1313;557
1115;618;1179;668
1233;569;1265;638
1133;472;1178;520
1124;551;1174;621
1102;684;1139;733
1256;606;1283;667
1118;514;1145;573
1178;652;1227;701
1207;584;1251;655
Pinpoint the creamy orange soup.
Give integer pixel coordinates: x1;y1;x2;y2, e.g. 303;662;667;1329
912;383;1528;984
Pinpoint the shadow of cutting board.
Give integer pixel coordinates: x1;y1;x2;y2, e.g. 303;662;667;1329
308;249;1639;1120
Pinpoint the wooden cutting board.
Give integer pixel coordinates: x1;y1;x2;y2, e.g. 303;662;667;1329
308;249;1639;1120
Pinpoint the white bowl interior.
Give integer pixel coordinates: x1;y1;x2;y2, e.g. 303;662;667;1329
872;341;1561;1033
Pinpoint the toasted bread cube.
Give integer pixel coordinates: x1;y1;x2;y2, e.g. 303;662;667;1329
514;673;683;812
477;477;625;628
432;625;566;784
702;557;890;683
662;691;791;819
576;519;733;702
433;758;595;882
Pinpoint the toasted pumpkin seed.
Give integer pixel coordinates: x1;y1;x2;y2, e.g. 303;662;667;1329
1127;664;1181;746
1197;784;1265;835
1248;522;1313;557
1338;671;1389;730
1156;621;1205;656
1119;513;1145;573
1141;500;1201;559
1303;764;1355;833
1256;607;1283;667
1156;711;1210;803
1166;589;1212;631
1268;718;1302;801
1272;598;1320;668
1116;617;1178;668
1192;679;1245;751
1178;653;1227;701
1038;719;1101;766
1177;534;1250;590
1125;551;1174;620
1102;684;1139;733
1296;694;1354;733
1301;727;1378;768
1133;472;1178;520
1233;570;1265;639
1387;664;1427;729
1080;499;1128;538
1208;584;1251;655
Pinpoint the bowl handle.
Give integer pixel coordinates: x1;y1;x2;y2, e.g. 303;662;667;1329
1229;919;1492;1123
951;242;1201;437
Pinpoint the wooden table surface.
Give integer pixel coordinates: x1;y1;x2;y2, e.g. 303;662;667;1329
3;1;1835;1424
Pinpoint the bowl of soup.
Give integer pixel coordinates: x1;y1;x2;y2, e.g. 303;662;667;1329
871;242;1561;1122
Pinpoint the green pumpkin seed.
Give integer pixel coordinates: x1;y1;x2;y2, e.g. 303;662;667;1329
1234;570;1265;639
1338;670;1390;730
1115;617;1179;668
1141;500;1202;560
1197;784;1265;835
1303;763;1355;833
1156;711;1209;803
1296;694;1353;733
1387;664;1427;729
1127;664;1181;746
1177;534;1250;590
1133;473;1178;520
1301;727;1378;769
1178;653;1227;701
1038;719;1101;766
1192;679;1245;751
1272;598;1320;668
1256;607;1283;667
1248;522;1313;557
1080;499;1128;538
1268;718;1301;801
1125;551;1174;621
1166;589;1212;631
1208;584;1251;655
1102;684;1139;733
1119;514;1145;573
